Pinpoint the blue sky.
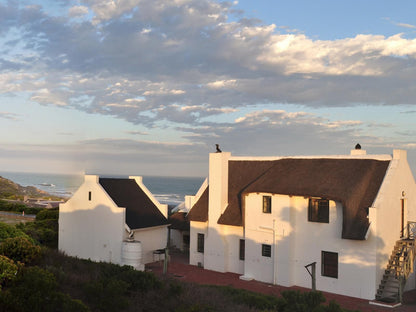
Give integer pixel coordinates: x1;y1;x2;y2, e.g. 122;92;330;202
0;0;416;176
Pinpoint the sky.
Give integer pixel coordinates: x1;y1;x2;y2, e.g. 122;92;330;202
1;0;416;177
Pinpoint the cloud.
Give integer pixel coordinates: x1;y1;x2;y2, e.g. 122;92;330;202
1;0;416;128
126;130;149;135
396;22;416;29
68;5;89;17
0;112;19;121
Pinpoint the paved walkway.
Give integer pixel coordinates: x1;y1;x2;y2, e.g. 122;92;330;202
146;252;416;312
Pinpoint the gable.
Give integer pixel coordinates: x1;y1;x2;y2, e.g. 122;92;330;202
217;158;390;240
99;178;168;229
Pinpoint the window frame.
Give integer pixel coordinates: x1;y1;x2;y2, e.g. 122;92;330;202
197;233;204;253
261;244;272;257
262;195;272;214
239;239;245;260
321;251;338;278
308;198;329;223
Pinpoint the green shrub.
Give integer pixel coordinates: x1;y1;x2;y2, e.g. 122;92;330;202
212;285;284;310
84;278;129;312
17;219;58;248
0;236;41;264
0;266;89;312
116;266;162;292
0;255;18;289
279;290;326;312
0;222;30;242
35;209;59;221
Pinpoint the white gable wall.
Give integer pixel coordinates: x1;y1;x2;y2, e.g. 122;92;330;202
372;150;416;292
59;175;125;264
244;193;378;300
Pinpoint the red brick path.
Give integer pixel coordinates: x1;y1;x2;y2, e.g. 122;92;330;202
147;252;416;312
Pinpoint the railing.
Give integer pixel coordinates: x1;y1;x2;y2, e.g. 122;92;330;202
397;222;416;302
401;221;416;240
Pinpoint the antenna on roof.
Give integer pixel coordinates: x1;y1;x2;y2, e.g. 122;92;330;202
215;144;222;153
355;143;361;150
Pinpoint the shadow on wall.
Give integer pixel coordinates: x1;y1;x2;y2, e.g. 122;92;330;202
59;204;125;264
191;205;389;300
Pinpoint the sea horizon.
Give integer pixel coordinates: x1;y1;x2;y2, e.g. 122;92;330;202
0;171;205;206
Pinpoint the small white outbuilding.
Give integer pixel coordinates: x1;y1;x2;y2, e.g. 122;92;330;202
59;175;169;270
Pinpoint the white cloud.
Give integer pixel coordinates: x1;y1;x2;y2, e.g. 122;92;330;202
69;5;89;17
143;88;186;96
0;112;19;121
1;0;416;129
396;22;416;29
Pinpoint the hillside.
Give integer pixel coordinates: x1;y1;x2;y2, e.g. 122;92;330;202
0;175;49;199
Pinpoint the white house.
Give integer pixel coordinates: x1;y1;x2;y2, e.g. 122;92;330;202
59;175;169;270
187;148;416;302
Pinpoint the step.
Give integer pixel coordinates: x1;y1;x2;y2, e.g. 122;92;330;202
377;289;399;297
380;279;399;285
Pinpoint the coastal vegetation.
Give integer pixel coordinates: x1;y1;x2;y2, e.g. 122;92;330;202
0;176;51;200
0;177;361;312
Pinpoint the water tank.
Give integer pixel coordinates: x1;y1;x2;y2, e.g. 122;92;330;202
121;240;144;271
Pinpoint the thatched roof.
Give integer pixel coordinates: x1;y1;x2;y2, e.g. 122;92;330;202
99;178;168;230
217;158;390;240
187;186;209;222
168;212;190;231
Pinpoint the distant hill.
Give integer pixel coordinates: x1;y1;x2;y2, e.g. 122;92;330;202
0;176;50;199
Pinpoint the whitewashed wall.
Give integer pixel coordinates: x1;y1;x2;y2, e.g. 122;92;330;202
372;150;416;292
170;229;189;251
133;226;168;264
188;149;416;300
59;175;125;265
190;221;207;267
244;193;378;300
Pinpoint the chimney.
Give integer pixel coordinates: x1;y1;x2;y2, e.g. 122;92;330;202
208;152;231;222
350;143;366;156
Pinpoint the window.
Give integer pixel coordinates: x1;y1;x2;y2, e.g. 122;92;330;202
239;239;245;260
308;198;329;223
261;244;271;257
88;191;92;201
197;233;204;253
263;196;271;213
322;251;338;278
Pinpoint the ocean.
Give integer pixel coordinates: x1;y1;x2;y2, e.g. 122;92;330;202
0;172;205;206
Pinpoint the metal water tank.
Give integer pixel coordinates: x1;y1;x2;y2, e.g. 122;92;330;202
121;240;144;271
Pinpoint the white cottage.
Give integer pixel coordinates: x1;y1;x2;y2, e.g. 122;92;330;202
59;175;169;270
187;148;416;302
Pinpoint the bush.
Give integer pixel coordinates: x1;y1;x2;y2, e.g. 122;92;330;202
0;266;89;312
17;219;58;248
0;236;41;264
0;255;18;289
0;200;42;215
0;222;30;242
35;209;59;221
213;285;284;310
279;290;326;312
84;278;129;312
